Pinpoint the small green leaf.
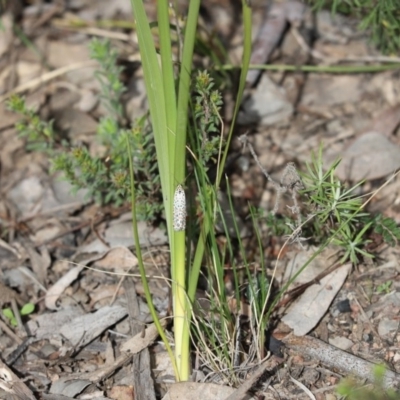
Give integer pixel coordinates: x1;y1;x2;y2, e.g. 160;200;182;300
3;308;17;326
20;303;35;316
3;308;14;320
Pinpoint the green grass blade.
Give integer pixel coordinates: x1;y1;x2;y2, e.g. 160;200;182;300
129;0;171;227
174;0;201;182
216;0;252;187
171;0;201;381
157;0;177;183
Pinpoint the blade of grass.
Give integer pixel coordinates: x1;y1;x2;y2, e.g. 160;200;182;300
171;0;201;381
187;0;252;311
216;0;252;188
221;63;400;73
157;0;177;195
129;0;171;226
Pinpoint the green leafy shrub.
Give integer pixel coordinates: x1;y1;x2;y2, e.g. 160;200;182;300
7;39;162;220
244;143;400;265
300;148;400;264
193;70;224;167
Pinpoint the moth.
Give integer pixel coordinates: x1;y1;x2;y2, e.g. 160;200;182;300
173;184;186;231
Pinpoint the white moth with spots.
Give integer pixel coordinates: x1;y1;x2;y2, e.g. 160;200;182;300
173;184;186;231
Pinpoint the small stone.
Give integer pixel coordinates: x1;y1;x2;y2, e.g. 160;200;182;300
378;318;399;337
329;336;353;350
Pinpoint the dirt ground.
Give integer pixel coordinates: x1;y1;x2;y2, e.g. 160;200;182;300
1;1;400;399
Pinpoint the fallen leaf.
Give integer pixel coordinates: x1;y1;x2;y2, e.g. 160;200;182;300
121;319;167;354
60;305;127;347
94;246;138;270
161;382;236;400
282;263;351;336
108;385;134;400
45;265;84;310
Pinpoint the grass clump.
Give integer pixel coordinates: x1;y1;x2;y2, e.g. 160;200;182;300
300;148;400;264
300;148;373;264
189;137;400;384
189;186;272;385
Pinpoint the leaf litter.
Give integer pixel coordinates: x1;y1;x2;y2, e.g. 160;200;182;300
0;0;400;399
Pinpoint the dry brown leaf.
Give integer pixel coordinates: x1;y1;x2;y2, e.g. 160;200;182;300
0;281;21;307
45;265;84;310
161;382;237;400
108;385;134;400
121;319;168;354
94;246;138;271
60;305;128;347
282;263;351;336
25;244;51;285
0;359;36;400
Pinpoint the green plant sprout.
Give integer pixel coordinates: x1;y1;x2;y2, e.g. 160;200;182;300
193;70;224;166
89;38;125;120
300;147;399;264
3;303;35;327
376;280;393;295
331;221;373;265
8;95;56;153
